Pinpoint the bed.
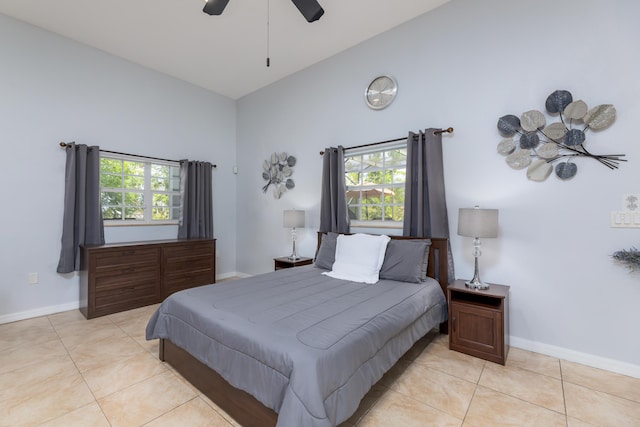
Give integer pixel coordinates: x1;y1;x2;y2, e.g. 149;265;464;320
146;233;450;427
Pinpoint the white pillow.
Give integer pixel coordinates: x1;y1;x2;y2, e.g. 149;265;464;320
323;233;391;284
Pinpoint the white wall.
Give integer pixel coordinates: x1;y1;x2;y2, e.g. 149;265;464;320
236;0;640;375
0;14;237;321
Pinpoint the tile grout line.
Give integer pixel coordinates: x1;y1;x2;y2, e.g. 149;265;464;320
42;313;112;426
460;361;487;425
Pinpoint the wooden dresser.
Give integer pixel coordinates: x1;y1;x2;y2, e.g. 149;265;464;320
79;239;216;319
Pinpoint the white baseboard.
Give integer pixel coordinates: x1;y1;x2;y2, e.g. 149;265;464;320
1;274;250;325
0;301;80;325
510;335;640;379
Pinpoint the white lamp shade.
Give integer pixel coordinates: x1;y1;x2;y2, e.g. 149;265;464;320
457;207;499;238
283;210;305;228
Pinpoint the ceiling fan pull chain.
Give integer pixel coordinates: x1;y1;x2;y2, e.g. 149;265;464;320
266;0;271;67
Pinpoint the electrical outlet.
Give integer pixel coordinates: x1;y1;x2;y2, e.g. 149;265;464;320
28;272;39;284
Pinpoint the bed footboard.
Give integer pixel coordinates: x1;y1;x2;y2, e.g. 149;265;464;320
159;339;278;427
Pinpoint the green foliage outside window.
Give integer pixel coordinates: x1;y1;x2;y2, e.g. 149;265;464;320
345;147;406;223
100;156;180;223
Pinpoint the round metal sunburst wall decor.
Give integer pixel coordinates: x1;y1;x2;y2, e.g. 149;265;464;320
497;89;625;181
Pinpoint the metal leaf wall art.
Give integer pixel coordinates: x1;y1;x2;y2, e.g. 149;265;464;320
262;152;297;199
497;89;625;181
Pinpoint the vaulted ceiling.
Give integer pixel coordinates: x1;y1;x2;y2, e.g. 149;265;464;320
0;0;450;99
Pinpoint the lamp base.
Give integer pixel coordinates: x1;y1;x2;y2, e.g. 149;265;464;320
288;255;300;261
465;278;490;290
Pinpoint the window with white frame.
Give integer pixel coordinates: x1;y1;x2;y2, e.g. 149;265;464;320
99;153;181;225
344;142;407;227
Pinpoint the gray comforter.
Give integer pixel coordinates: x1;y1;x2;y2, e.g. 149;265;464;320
146;265;447;427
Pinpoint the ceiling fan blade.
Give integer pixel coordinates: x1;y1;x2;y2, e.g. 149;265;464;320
203;0;230;16
291;0;324;22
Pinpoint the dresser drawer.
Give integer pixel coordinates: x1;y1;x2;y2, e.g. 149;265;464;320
163;242;214;269
164;270;215;296
94;281;161;317
93;264;159;291
92;247;160;271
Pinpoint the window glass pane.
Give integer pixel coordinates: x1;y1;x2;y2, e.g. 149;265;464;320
124;207;144;220
171;207;181;220
151;177;168;191
391;168;406;184
393;206;404;222
362;205;382;221
362;171;385;185
363;188;385;204
123;175;144;190
102;206;122;220
101;191;122;206
152;207;169;220
344;155;362;172
385;148;407;167
153;193;168;206
362;152;383;169
346;189;361;204
170;177;180;192
384;206;394;221
124;192;144;206
348;205;359;220
100;174;122;188
124;161;145;176
100;158;122;173
345;171;361;186
171;195;181;208
151;164;169;177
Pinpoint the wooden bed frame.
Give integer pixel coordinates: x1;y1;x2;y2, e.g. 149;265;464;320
158;234;449;427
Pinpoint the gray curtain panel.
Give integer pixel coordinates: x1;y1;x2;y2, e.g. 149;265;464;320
57;143;105;273
178;160;214;239
319;146;350;233
403;129;455;280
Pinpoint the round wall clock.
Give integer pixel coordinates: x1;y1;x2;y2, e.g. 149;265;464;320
365;75;398;110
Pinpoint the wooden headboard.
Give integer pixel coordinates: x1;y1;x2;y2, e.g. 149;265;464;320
316;232;450;333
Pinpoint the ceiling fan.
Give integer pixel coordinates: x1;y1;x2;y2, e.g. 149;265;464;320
203;0;324;23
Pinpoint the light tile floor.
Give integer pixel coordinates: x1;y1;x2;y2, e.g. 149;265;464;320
1;304;639;426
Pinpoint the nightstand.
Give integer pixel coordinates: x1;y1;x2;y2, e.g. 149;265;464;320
448;279;510;365
274;257;313;270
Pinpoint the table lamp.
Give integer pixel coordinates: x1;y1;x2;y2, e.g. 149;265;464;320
457;206;499;289
283;210;305;260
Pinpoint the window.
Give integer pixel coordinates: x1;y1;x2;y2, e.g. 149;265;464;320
100;153;181;225
344;143;407;227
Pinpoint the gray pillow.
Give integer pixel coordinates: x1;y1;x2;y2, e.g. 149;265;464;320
314;232;339;270
379;239;431;283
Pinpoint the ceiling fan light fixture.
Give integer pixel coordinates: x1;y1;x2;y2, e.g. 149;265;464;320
203;0;231;16
290;0;324;22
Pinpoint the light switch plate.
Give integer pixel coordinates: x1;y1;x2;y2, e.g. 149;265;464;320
611;211;640;228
